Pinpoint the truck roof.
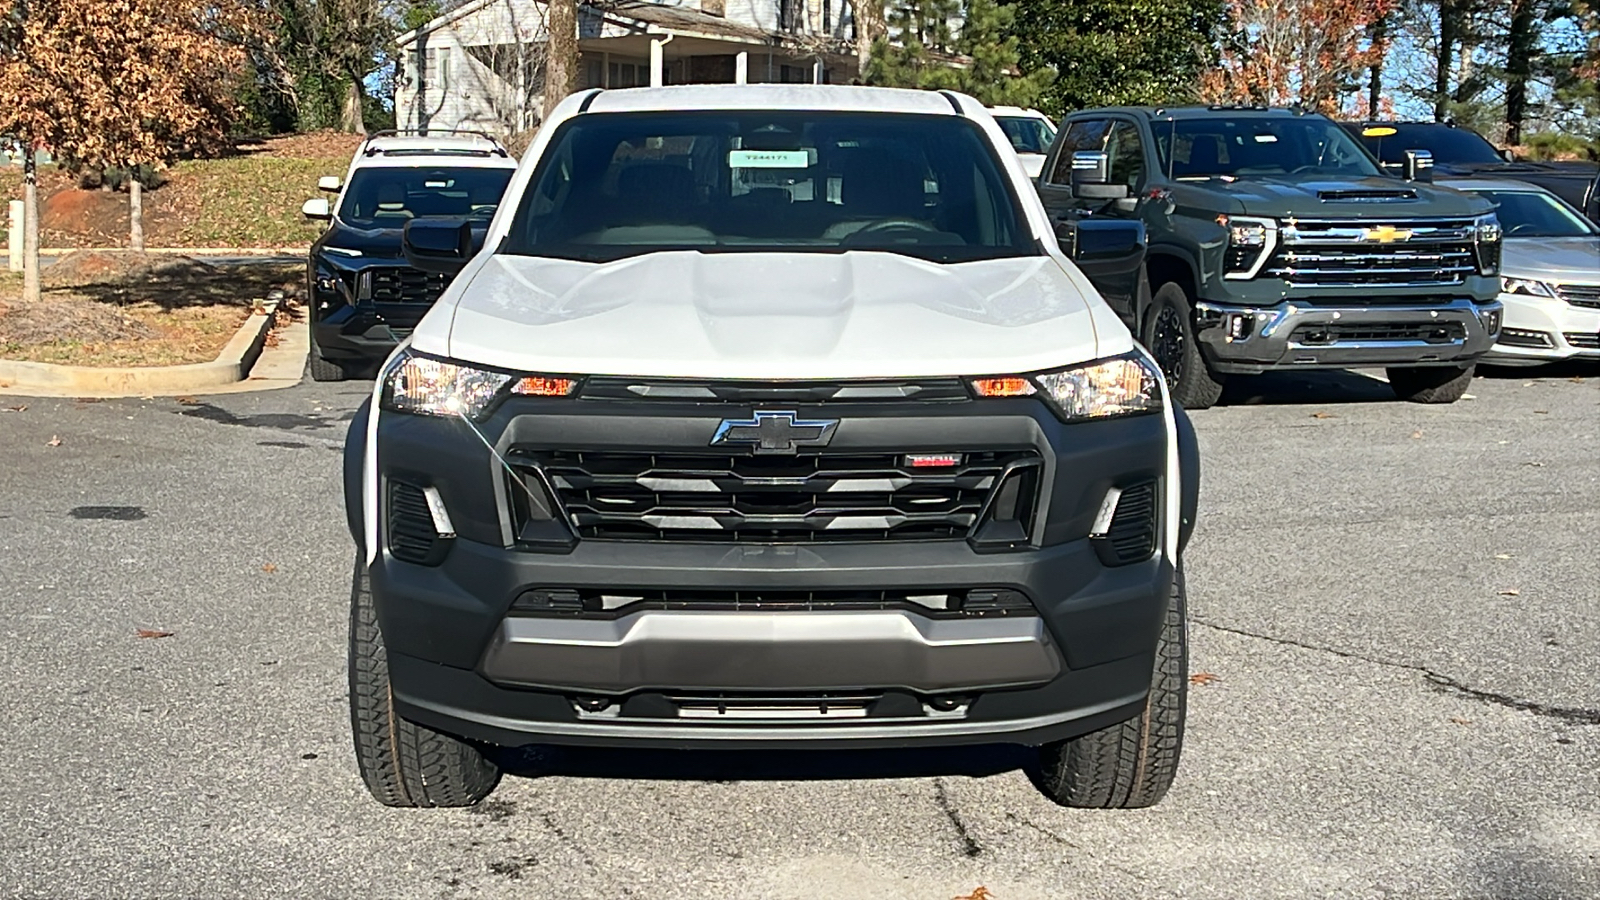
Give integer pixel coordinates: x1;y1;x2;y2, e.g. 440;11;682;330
579;84;966;117
1074;106;1328;121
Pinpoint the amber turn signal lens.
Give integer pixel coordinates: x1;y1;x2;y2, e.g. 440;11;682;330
511;376;578;397
970;377;1036;397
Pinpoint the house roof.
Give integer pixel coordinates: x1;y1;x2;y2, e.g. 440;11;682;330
398;0;781;49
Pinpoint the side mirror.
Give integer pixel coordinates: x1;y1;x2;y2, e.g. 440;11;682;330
1501;148;1517;163
1070;150;1131;200
301;198;332;220
318;175;343;192
1071;218;1146;262
403;218;480;273
1403;149;1434;183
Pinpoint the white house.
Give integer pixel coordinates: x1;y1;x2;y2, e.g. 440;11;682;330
394;0;860;137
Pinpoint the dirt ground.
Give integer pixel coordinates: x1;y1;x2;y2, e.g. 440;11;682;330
0;252;301;367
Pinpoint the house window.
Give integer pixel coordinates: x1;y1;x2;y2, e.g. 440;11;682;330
414;47;452;92
608;62;646;88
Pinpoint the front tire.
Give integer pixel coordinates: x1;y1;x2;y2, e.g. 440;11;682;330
1386;364;1473;404
348;559;500;807
1143;283;1225;410
308;339;350;382
1031;566;1188;809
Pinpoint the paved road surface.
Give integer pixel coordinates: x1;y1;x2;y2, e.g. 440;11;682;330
1;367;1596;899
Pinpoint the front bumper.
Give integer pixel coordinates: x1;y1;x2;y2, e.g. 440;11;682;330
1194;297;1502;374
358;395;1191;750
1483;292;1600;365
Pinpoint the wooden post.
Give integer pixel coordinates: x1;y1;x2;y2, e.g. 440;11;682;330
22;145;40;303
129;169;145;252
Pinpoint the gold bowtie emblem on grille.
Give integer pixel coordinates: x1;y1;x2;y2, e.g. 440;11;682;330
1363;225;1413;243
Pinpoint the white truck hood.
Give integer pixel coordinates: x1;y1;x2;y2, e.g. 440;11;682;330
418;251;1116;380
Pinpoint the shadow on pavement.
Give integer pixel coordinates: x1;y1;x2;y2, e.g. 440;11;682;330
1217;369;1398;407
498;742;1035;784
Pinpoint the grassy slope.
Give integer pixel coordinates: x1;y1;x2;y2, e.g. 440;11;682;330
0;133;361;249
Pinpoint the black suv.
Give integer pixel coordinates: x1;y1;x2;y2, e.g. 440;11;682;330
1342;120;1600;222
301;131;518;381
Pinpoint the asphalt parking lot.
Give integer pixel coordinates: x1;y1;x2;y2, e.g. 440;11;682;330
1;366;1596;899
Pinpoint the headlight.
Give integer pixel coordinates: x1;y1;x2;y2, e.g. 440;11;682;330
381;350;512;420
380;350;580;419
971;353;1163;421
1500;277;1554;297
1217;215;1277;279
1473;213;1502;276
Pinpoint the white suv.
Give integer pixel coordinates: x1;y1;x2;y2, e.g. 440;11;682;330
301;130;519;381
342;86;1200;811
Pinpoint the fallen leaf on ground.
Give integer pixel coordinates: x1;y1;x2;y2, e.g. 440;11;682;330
46;435;62;447
1190;672;1222;686
1494;553;1512;560
1410;430;1424;439
260;563;278;574
1571;376;1586;384
135;628;175;639
175;396;199;405
1525;461;1546;467
954;889;995;900
1310;411;1335;419
1498;588;1521;597
1534;410;1549;414
2;404;26;412
1523;382;1535;387
1449;717;1473;726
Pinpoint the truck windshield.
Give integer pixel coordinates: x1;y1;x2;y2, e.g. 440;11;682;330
1154;117;1382;180
337;167;513;227
995;116;1056;154
505;111;1035;264
1472;189;1598;238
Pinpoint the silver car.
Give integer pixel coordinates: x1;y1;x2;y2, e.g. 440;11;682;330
1444;178;1600;365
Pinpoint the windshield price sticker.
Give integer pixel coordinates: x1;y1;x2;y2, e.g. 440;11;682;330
729;150;811;169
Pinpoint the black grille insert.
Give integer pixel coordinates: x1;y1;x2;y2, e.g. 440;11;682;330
509;586;1036;618
514;450;1038;543
365;267;450;305
1093;481;1157;566
387;481;443;564
1565;332;1600;349
1290;321;1467;344
1557;285;1600;309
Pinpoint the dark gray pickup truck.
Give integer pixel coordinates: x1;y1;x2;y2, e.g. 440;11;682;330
1037;106;1505;408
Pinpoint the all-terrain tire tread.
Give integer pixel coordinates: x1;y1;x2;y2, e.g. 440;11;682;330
347;559;499;808
1385;365;1474;404
1033;568;1188;809
1145;284;1225;410
308;349;349;382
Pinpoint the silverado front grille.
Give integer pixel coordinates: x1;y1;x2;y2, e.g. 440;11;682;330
1289;321;1467;344
517;450;1037;543
361;267;450;305
1266;219;1478;288
1556;284;1600;309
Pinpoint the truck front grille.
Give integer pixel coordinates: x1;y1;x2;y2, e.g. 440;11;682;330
518;450;1038;543
1556;284;1600;309
362;267;449;305
1266;219;1477;288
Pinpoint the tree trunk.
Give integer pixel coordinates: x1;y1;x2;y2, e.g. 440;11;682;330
342;79;366;134
544;0;577;119
1505;0;1536;145
129;172;145;253
1368;14;1386;117
854;0;886;81
22;146;41;304
1435;0;1457;122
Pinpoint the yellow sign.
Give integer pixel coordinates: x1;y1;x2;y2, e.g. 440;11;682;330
1364;225;1413;243
1362;126;1399;137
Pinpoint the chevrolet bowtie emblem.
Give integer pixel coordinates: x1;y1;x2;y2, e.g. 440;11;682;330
1363;225;1413;243
711;411;838;455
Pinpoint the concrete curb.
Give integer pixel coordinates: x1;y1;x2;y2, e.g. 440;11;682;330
0;300;281;398
39;247;309;256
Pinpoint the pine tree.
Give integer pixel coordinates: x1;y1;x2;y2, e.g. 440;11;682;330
865;0;1053;108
